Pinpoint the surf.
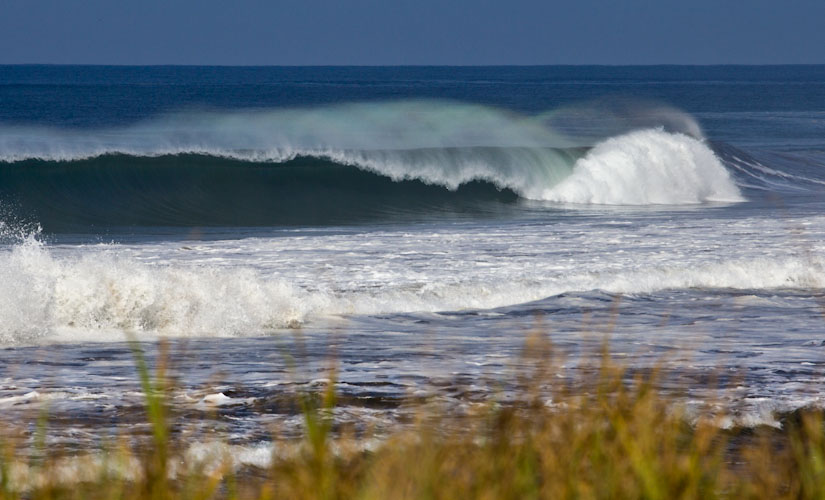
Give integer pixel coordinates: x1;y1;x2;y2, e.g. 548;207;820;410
2;229;823;345
0;101;750;230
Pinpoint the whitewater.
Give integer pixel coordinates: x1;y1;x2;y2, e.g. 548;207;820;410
2;65;825;455
2;211;824;344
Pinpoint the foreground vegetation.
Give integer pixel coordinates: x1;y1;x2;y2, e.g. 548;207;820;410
1;337;824;499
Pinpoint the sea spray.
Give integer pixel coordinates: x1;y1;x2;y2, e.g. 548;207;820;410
543;129;744;204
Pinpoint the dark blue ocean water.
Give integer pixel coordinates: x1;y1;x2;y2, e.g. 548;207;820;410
3;65;825;127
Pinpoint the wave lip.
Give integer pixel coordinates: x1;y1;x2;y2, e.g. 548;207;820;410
541;129;744;205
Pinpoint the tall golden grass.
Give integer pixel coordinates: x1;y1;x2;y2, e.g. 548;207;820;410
0;334;824;499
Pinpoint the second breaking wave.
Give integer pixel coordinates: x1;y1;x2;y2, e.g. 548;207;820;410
1;232;822;344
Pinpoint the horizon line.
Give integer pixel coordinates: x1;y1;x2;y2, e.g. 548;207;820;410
2;63;825;68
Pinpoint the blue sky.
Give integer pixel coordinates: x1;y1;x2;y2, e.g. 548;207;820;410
1;0;824;65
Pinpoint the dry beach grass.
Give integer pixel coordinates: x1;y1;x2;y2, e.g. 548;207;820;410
0;333;824;500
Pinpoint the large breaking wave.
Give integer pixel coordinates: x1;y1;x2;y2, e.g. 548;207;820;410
0;101;745;229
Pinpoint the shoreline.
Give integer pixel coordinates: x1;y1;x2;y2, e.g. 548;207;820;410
1;338;824;498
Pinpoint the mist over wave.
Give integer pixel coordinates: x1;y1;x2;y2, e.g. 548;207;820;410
0;101;576;161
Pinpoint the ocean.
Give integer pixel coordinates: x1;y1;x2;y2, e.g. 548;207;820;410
1;65;825;454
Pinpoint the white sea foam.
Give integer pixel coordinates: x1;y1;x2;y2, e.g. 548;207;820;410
185;442;276;471
542;129;744;204
197;393;256;407
0;236;324;343
1;232;821;344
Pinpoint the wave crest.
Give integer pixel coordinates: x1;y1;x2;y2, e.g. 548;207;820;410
543;129;744;204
